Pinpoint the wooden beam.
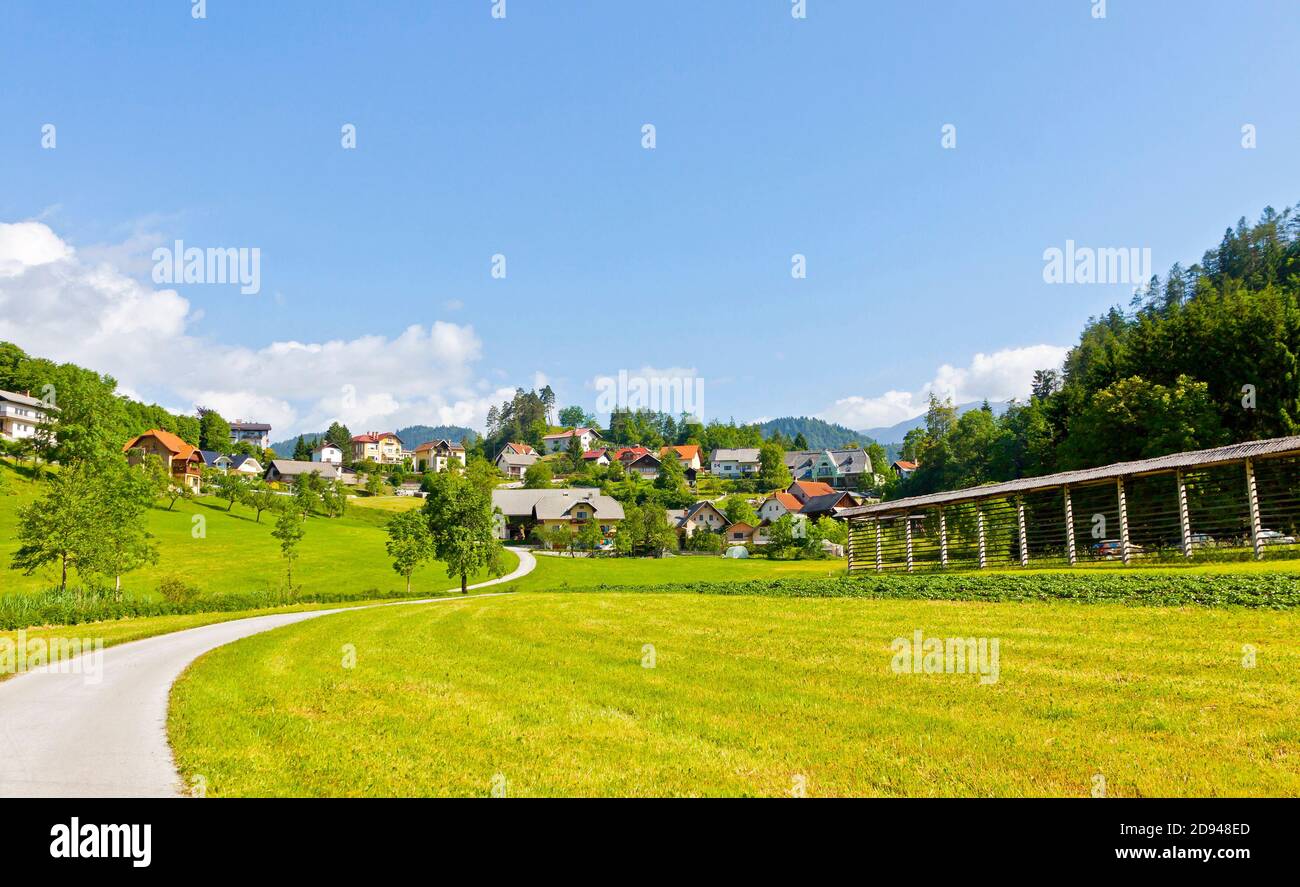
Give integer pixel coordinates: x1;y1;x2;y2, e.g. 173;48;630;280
1116;477;1131;566
938;507;949;569
1063;484;1077;566
1176;470;1193;558
1246;458;1264;561
1016;498;1029;567
874;519;883;572
977;506;987;570
904;514;914;573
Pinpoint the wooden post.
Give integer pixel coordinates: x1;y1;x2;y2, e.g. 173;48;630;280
846;519;855;573
1016;498;1029;567
904;514;914;573
938;508;949;569
874;519;883;572
1063;485;1077;566
1176;470;1193;558
977;506;987;569
1246;459;1264;561
1116;478;1131;565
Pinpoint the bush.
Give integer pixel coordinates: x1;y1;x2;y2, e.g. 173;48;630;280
157;575;202;604
537;572;1300;609
0;582;460;631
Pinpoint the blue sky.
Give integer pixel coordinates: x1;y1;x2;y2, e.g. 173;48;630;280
1;1;1297;437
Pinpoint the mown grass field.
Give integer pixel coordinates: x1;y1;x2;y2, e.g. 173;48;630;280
169;591;1300;797
0;463;499;601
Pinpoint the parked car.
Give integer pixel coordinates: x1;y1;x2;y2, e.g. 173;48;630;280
1257;529;1297;545
1090;539;1146;559
1188;533;1216;548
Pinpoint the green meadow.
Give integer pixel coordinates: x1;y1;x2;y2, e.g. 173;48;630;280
169;591;1300;797
0;462;504;602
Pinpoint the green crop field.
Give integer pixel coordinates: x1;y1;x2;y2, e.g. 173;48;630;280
168;591;1300;797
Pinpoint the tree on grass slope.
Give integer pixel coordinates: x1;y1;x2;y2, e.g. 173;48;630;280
422;470;508;594
386;509;435;593
272;505;306;590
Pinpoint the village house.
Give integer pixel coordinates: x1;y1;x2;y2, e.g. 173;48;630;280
412;439;467;473
500;442;538;457
495;448;540;479
724;521;756;545
351;431;404;464
623;451;662;479
0;389;54;442
758;490;805;523
582;448;610;467
264;459;352;485
124;429;203;492
669;501;730;540
609;446;661;478
491;487;624;544
199;450;234;472
892;460;919;479
784;448;875;491
228;420;272;450
542;427;602;454
229;454;263;476
758;481;859;526
311;443;343;464
660;444;702;471
710;447;761;477
660;444;702;481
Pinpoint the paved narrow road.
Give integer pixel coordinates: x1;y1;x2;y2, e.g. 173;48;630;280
0;548;536;798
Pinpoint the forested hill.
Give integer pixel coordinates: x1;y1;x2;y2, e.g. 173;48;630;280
270;424;477;456
894;203;1300;499
758;416;867;449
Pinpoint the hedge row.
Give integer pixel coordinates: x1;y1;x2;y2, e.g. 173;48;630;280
0;586;439;631
549;572;1300;609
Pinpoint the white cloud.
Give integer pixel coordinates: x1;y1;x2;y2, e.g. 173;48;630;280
819;344;1069;430
0;220;507;439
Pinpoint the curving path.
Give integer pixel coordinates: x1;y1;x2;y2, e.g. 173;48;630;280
0;548;536;798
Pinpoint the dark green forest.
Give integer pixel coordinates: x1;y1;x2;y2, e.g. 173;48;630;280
897;204;1300;499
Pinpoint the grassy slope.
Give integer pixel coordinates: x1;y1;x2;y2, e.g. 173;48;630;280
169;592;1300;797
0;463;496;600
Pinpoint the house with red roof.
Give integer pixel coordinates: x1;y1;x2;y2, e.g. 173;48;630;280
623;451;662;479
413;439;466;473
581;448;610;466
351;431;404;464
123;428;204;491
758;490;805;524
659;444;702;471
541;427;602;454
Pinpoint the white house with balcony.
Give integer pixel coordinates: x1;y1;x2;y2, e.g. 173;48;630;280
0;389;54;442
709;447;761;477
311;443;343;464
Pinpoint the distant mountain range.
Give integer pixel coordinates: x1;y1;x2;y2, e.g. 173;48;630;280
265;405;1010;459
758;402;1013;457
858;400;1012;445
269;424;477;456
